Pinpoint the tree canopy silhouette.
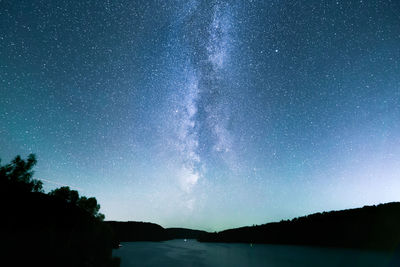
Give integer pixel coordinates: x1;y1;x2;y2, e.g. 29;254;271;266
1;153;118;266
0;154;43;193
49;186;80;204
1;154;105;221
49;186;105;221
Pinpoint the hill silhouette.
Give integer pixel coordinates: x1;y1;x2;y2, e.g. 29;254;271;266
105;221;208;242
197;202;400;251
166;228;208;240
106;221;169;242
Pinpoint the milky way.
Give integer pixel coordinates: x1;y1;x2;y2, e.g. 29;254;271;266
167;1;236;197
1;0;400;230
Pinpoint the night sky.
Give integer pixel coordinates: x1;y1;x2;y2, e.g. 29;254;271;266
1;0;400;231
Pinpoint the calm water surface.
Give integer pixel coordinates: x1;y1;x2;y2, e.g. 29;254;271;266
113;239;396;267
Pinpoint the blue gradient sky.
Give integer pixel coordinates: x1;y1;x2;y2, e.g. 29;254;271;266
1;0;400;231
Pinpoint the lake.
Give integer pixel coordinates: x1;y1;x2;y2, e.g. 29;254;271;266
113;239;396;267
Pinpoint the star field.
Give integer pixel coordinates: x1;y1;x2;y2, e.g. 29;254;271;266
1;0;400;231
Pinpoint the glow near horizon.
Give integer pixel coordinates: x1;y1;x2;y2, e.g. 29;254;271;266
0;0;399;231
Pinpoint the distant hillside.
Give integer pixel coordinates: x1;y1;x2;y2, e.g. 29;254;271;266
106;221;169;242
105;222;209;242
166;228;208;239
198;202;400;251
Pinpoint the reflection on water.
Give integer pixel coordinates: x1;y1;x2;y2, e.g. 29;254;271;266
113;239;395;267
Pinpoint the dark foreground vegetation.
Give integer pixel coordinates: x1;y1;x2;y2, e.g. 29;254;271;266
198;202;400;251
1;154;119;267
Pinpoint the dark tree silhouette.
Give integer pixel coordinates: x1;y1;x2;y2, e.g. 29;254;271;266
49;186;105;221
0;154;43;193
49;186;80;204
0;155;105;220
1;154;119;266
78;196;104;220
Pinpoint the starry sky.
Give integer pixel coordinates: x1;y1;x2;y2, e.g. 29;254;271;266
1;0;400;231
